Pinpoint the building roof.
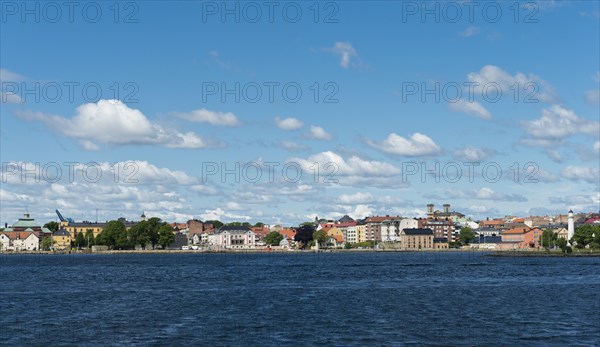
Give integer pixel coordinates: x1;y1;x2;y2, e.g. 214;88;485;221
365;216;396;223
338;215;355;223
170;222;188;230
471;235;503;243
279;229;296;239
502;227;530;235
482;219;505;226
2;231;38;240
328;234;344;243
217;226;252;234
336;222;357;228
403;228;434;235
433;237;448;243
585;217;600;224
251;227;270;237
54;229;71;237
422;218;454;225
433;211;465;218
12;213;43;228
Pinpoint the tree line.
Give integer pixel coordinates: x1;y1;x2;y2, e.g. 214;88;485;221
44;218;175;250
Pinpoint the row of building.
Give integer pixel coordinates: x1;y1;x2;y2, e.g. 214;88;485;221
1;204;599;252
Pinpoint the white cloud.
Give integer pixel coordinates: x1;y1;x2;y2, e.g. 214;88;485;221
345;204;373;220
190;184;220;195
449;100;492;119
15;100;211;150
124;161;198;185
546;149;563;163
278;140;308;152
172;108;241;126
274;116;304;130
199;208;251;221
325;42;357;68
467;65;557;103
0;160;205;224
0;68;23;103
561;166;600;184
307;125;333;140
225;202;244;210
594;141;600;152
453;146;494;161
459;26;480;37
585;89;600;105
0;68;22;82
0;189;34;203
550;193;600;207
290;151;401;177
338;192;374;204
522;105;600;139
367;133;442;156
518;138;555;148
428;187;527;202
1;92;22;104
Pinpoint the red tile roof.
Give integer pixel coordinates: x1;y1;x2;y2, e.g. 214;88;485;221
365;216;395;223
502;227;530;234
279;229;296;239
2;231;37;240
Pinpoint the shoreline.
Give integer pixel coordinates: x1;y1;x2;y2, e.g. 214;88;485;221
2;249;599;257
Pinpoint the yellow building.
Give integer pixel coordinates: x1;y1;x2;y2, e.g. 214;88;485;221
324;227;343;241
400;228;434;250
59;217;138;239
60;221;104;238
356;225;367;243
52;229;72;250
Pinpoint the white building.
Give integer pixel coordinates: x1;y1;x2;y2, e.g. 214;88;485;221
0;231;40;251
208;226;256;249
381;218;419;242
343;226;358;243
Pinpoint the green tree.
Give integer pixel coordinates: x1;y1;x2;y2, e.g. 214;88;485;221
294;224;315;249
539;229;558;250
97;220;128;250
264;231;284;246
75;232;86;248
95;232;106;246
459;227;476;244
313;230;328;246
84;229;95;247
254;222;265;228
556;237;569;253
146;217;162;249
44;221;59;233
571;225;600;249
41;237;53;251
158;225;175;249
129;221;151;249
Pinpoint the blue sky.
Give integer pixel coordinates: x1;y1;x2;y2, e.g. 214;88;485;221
1;0;599;225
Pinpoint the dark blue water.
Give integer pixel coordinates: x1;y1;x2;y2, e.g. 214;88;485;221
1;252;599;346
